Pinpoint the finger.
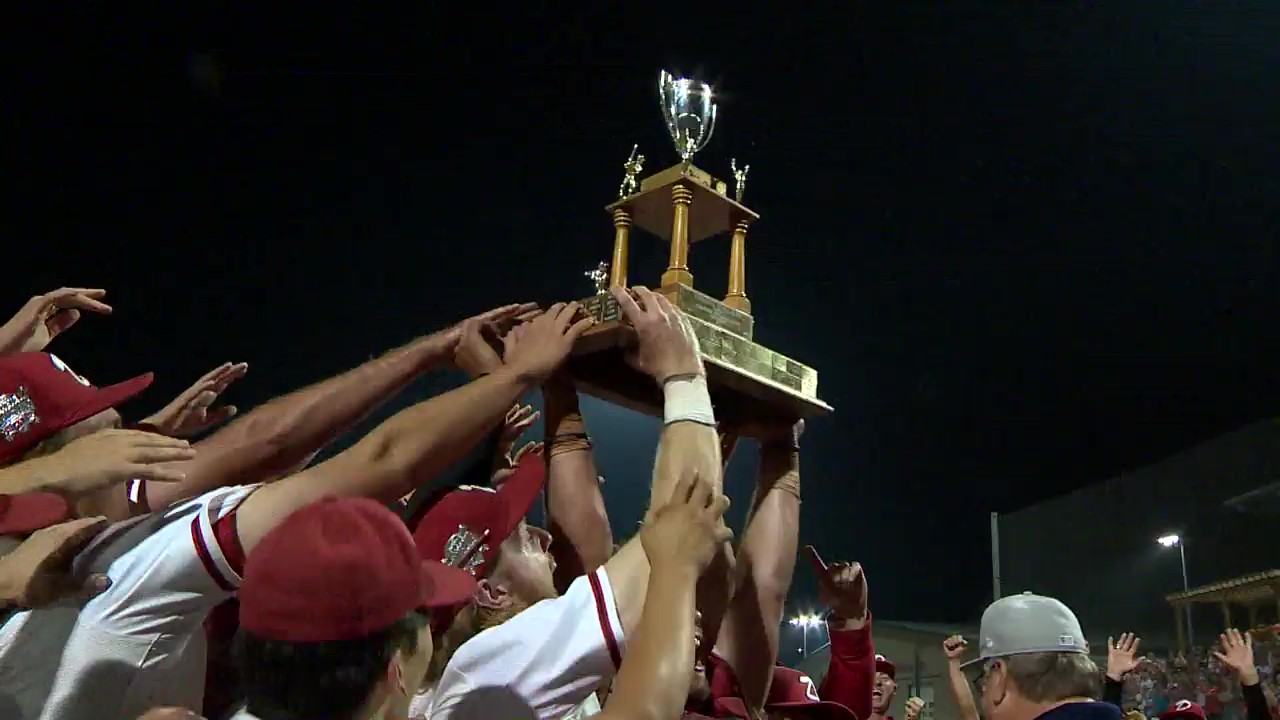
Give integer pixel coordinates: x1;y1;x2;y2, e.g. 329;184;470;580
200;404;237;427
686;476;714;509
804;545;829;574
1131;636;1141;653
80;573;112;601
195;362;234;385
705;493;731;521
128;446;198;464
45;308;82;337
668;473;697;507
565;316;596;342
45;288;113;314
131;466;189;484
714;524;734;544
188;389;219;410
611;286;644;322
632;287;665;319
128;432;194;448
1107;636;1114;649
478;303;536;324
651;290;678;317
554;302;581;332
209;363;249;393
514;308;542;323
45;516;110;557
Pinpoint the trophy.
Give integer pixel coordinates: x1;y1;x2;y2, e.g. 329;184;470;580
567;70;832;424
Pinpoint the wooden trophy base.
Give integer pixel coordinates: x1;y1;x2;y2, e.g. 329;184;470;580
568;290;833;425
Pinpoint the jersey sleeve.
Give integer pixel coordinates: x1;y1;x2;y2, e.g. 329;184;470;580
429;566;626;720
73;484;258;637
819;615;874;720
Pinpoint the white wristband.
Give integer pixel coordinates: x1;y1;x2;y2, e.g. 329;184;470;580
662;374;715;427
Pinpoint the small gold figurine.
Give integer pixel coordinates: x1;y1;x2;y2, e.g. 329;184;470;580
730;158;750;203
585;261;609;296
619;144;645;198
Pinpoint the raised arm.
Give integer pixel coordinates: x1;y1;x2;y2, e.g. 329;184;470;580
234;303;591;555
542;375;613;591
601;287;723;638
712;421;803;715
809;547;874;720
598;475;732;720
943;636;980;720
142;304;536;512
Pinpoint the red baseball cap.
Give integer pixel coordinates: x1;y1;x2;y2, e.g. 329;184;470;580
0;492;72;535
716;666;857;720
409;453;546;579
1161;701;1207;720
239;496;478;643
875;654;897;679
0;352;153;464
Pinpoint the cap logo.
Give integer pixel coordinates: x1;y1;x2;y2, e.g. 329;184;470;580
456;485;497;494
799;675;819;702
0;387;39;441
49;354;91;387
1058;634;1074;647
1175;701;1193;712
442;524;489;576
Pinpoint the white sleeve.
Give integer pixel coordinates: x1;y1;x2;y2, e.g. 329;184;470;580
77;484;258;636
430;566;626;720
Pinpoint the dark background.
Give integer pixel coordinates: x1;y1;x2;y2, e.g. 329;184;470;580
7;3;1279;653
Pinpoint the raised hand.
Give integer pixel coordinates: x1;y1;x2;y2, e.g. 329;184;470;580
0;287;112;354
502;302;594;383
610;286;703;384
943;634;969;664
641;474;733;576
28;429;195;495
0;516;112;608
1106;633;1143;681
1214;628;1260;686
805;545;868;622
905;697;926;720
141;362;248;438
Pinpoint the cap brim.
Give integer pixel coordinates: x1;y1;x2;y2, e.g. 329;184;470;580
496;454;546;538
0;492;72;535
419;559;479;609
70;373;154;428
767;701;859;720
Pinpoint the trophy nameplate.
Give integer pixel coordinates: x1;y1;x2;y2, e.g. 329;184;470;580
565;70;834;423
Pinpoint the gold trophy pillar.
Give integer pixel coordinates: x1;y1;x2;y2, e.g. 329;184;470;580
610;208;632;288
662;183;694;287
723;219;751;313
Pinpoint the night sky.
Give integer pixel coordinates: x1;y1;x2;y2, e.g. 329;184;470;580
9;4;1280;639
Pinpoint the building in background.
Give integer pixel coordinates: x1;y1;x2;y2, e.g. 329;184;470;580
996;418;1280;650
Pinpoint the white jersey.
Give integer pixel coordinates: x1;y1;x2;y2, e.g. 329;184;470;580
0;484;257;720
410;566;625;720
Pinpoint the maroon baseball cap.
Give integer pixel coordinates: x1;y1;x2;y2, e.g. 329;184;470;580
876;654;897;679
1161;701;1207;720
409;453;546;579
0;492;72;535
716;666;857;720
0;352;153;464
239;497;478;643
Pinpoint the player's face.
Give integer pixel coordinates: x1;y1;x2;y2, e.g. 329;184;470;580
872;672;896;713
687;611;710;703
387;621;435;718
492;521;557;604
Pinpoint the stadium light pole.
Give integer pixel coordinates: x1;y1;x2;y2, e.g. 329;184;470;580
1157;534;1193;647
789;614;821;657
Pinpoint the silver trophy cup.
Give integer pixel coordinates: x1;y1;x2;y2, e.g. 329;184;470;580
659;70;718;161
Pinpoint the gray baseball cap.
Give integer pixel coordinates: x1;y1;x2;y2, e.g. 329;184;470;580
962;592;1089;669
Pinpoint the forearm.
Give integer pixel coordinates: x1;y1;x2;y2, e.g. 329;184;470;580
948;661;981;720
147;333;452;509
0;457;65;496
601;566;698;720
235;368;531;552
543;386;613;589
1241;681;1268;720
714;448;801;711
